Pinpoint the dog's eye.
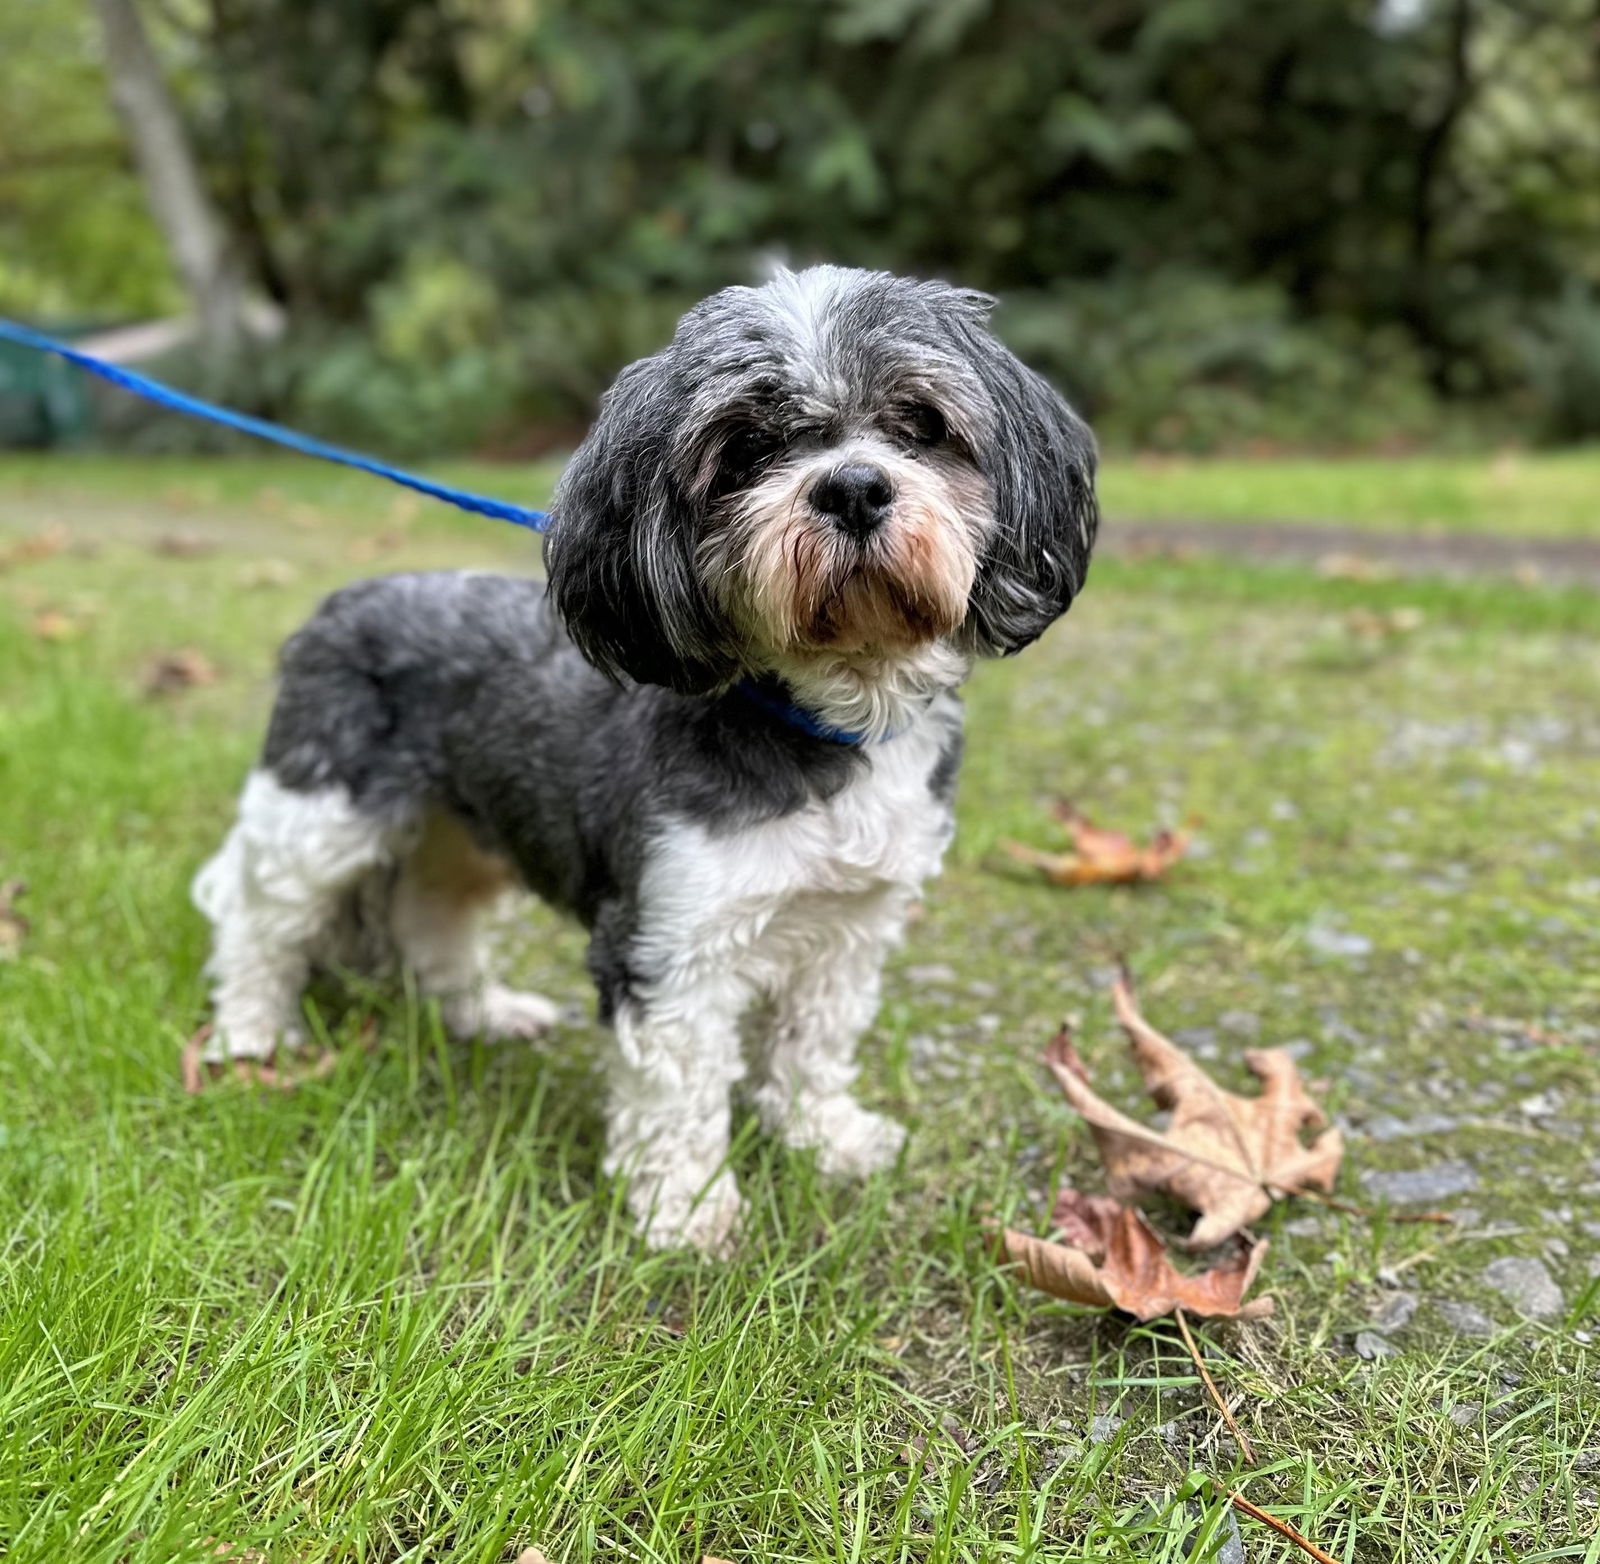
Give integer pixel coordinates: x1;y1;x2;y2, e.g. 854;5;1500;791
901;403;947;447
720;424;781;476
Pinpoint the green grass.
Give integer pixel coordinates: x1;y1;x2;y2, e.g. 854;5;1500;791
2;455;1599;1562
1097;449;1600;537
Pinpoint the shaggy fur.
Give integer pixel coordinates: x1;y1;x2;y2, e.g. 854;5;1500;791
193;265;1098;1253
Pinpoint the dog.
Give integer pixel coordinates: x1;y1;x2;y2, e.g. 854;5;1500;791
192;265;1098;1253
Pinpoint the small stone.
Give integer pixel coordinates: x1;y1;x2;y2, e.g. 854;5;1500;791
1436;1300;1497;1338
1217;1009;1260;1038
1373;1291;1419;1333
1355;1331;1399;1361
1483;1256;1564;1320
1447;1401;1482;1427
1361;1112;1460;1143
1089;1414;1123;1445
1519;1092;1560;1119
1184;1501;1245;1563
1306;923;1373;960
1362;1162;1479;1205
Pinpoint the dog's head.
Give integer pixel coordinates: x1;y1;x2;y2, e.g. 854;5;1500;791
545;266;1097;694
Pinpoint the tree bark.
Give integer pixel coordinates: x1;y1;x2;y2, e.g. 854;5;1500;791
91;0;243;360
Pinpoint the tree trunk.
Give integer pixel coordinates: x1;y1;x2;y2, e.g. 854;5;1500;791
91;0;243;361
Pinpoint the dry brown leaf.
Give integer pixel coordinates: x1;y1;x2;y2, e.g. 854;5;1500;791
181;1024;340;1095
30;608;80;641
1003;803;1189;887
1000;1189;1272;1321
143;647;220;697
1345;606;1424;641
149;529;216;558
0;879;29;959
1047;972;1343;1249
0;525;67;571
238;558;299;590
1316;551;1392;582
345;527;405;562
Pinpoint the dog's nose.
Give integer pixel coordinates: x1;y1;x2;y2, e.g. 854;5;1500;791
811;462;894;539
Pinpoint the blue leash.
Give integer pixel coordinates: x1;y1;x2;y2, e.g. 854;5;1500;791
0;319;550;532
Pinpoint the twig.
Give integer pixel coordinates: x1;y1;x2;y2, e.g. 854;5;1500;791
1225;1487;1341;1564
1290;1185;1454;1226
1173;1307;1256;1465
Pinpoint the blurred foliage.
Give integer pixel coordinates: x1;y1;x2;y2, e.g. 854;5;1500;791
0;0;178;321
7;0;1600;450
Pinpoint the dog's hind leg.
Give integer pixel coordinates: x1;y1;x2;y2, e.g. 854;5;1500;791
388;810;558;1041
193;771;394;1063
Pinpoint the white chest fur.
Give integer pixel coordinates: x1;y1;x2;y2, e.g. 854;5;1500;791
634;710;957;984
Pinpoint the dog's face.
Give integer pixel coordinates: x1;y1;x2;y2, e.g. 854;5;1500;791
545;266;1098;693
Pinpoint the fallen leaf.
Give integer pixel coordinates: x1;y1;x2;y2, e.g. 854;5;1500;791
30;609;80;641
149;529;216;558
345;527;405;562
1316;551;1392;582
143;647;219;696
1344;606;1424;641
1000;1189;1272;1321
1047;972;1343;1248
0;525;67;570
181;1024;339;1095
515;1551;554;1564
237;558;298;589
0;879;28;958
1003;803;1189;887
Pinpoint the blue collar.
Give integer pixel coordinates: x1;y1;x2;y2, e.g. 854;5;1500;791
733;676;874;746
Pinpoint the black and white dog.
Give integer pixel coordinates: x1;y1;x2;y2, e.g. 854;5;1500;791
193;266;1098;1252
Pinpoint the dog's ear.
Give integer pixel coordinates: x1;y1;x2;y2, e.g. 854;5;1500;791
544;353;739;693
950;312;1099;658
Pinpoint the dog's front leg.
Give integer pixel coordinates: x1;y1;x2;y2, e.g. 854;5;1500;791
753;908;909;1178
604;972;749;1256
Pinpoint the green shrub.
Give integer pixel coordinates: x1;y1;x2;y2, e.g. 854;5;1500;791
1523;283;1600;444
996;272;1445;453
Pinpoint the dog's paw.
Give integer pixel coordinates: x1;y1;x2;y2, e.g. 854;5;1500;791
805;1098;908;1178
479;983;560;1039
637;1170;746;1259
201;1021;297;1064
444;983;559;1042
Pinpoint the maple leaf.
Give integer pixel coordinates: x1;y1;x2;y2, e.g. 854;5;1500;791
1047;972;1343;1249
1003;802;1189;887
999;1189;1272;1322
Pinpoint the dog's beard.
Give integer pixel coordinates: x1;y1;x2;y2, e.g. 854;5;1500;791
704;453;987;656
